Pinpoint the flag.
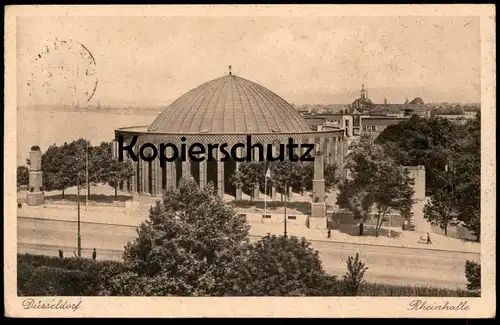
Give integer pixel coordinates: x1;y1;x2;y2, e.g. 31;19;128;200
265;168;272;179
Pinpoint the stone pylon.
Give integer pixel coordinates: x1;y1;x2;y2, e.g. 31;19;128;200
309;149;327;229
27;146;45;206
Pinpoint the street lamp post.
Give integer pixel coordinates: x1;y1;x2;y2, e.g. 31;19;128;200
284;181;288;237
77;176;82;258
445;160;454;223
85;140;89;211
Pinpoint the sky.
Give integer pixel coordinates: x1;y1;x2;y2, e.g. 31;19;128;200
17;15;481;107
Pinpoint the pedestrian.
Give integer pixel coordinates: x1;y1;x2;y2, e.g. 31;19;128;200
58;249;63;259
92;248;97;260
426;232;432;244
327;228;331;239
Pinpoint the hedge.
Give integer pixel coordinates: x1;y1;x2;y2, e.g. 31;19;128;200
18;254;478;297
18;254;125;296
341;281;479;297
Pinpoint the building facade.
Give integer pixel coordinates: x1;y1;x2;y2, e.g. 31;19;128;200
114;73;348;201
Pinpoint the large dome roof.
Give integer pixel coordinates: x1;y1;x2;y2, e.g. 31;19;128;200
148;74;312;134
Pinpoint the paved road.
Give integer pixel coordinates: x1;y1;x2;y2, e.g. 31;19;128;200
18;217;478;290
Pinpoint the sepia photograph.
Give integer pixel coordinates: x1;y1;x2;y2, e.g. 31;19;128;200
4;4;496;318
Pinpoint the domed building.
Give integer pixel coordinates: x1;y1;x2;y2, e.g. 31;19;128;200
409;97;424;105
350;85;374;113
114;70;347;200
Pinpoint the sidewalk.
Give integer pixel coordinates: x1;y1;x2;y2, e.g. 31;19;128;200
249;222;480;254
17;205;145;227
17;205;480;254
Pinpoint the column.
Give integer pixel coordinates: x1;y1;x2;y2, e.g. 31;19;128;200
129;142;137;193
142;159;149;195
165;147;172;189
137;158;143;194
235;147;242;200
157;158;163;195
312;138;325;202
123;179;129;193
111;139;118;159
199;153;207;190
217;151;224;197
325;139;331;165
182;159;191;180
335;137;339;163
252;147;259;200
154;156;162;196
270;143;277;200
130;156;137;193
151;156;158;196
171;159;177;190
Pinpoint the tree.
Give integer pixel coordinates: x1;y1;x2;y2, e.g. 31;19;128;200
230;161;265;199
423;189;454;236
375;115;466;197
108;178;251;296
268;160;301;198
106;159;135;200
337;181;372;236
17;166;29;188
294;161;338;193
41;143;72;197
342;253;368;296
337;134;414;237
454;113;481;240
324;162;339;191
228;235;338;296
295;161;313;193
464;260;480;293
86;141;110;197
371;160;414;237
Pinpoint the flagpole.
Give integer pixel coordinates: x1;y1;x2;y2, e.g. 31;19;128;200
284;180;288;238
85;140;88;211
264;176;267;216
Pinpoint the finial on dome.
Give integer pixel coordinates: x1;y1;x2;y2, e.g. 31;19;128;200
228;65;232;75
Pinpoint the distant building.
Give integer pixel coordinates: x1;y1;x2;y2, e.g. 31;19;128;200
301;85;432;138
360;116;410;137
409;97;424;105
351;85;375;114
349;85;428;117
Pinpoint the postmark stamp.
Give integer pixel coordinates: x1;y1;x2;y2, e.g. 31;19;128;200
26;38;98;106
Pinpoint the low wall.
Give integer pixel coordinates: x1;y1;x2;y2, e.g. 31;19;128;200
42;199;130;208
431;224;477;241
237;212;308;226
329;211;405;228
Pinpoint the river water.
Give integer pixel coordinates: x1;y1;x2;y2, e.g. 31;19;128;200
17;107;159;165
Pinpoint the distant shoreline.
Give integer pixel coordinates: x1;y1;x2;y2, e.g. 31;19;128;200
18;106;163;116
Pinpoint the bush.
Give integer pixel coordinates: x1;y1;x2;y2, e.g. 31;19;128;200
232;235;340;296
17;254;125;296
17;261;35;295
353;282;478;297
22;267;92;296
465;260;481;292
17;253;480;297
343;253;368;296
